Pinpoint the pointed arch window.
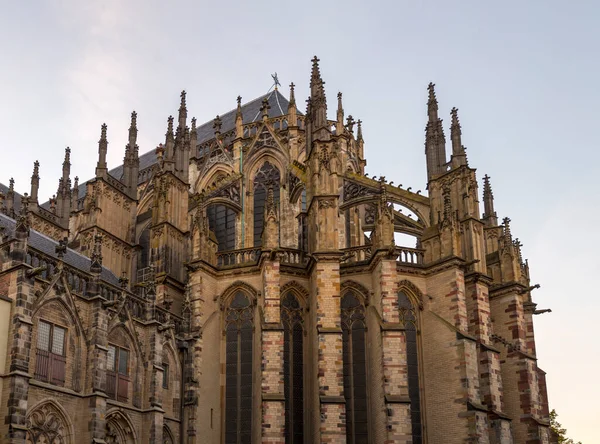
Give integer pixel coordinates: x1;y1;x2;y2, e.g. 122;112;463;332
281;292;304;443
398;290;422;443
342;292;369;444
207;204;236;251
253;162;280;247
225;292;254;444
35;320;66;387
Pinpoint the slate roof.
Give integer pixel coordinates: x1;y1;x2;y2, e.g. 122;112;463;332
0;212;120;286
43;89;295;206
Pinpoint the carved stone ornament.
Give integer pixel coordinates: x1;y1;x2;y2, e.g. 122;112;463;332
343;180;374;201
26;402;69;444
318;199;335;209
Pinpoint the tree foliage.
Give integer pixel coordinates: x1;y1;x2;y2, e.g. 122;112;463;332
549;409;581;444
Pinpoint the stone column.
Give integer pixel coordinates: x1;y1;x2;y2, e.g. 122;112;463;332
261;256;285;443
148;329;165;444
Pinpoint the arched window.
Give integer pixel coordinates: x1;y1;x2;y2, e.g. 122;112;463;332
225;292;254;444
281;292;304;443
398;290;422;443
138;225;151;270
341;292;368;444
26;401;72;444
253;161;280;247
207;204;236;251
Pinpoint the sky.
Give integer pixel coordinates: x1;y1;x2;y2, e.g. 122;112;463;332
1;0;598;441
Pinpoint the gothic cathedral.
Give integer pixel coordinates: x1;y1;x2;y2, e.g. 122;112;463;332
0;57;553;443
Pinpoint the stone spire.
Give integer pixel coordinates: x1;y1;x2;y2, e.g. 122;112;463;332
336;92;344;135
482;174;498;226
71;176;79;212
309;56;328;134
6;178;14;217
178;90;187;130
450;107;467;168
96;123;108;178
288;83;297;127
424;83;447;181
123;111;140;197
56;147;72;227
235;96;243;138
163;116;175;172
30;160;40;206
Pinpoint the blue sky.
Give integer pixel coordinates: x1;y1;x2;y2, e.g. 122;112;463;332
1;1;598;441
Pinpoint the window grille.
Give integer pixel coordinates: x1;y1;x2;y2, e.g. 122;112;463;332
34;320;66;387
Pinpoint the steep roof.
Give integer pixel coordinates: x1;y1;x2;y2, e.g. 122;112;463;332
0;212;119;286
46;89;294;206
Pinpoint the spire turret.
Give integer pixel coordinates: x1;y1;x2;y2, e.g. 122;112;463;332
309;56;328;133
6;178;14;217
336;92;344;134
123;112;140;197
424;83;447;181
450;107;467;168
30;160;40;206
482;174;498;226
163;116;175;171
56;148;72;227
288;83;297;127
178;90;187;130
96;123;108;178
235;96;243;138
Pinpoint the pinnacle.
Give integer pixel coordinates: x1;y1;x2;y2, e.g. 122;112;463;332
33;160;39;177
180;90;187;108
130;111;137;128
100;123;107;139
451;107;460;130
289;82;296;106
167;116;174;134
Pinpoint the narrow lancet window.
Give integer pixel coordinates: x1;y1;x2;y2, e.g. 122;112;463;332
253;162;280;247
207;204;236;251
398;290;422;443
225;292;254;444
342;292;368;444
281;292;304;443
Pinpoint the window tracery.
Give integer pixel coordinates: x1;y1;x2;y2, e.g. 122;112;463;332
253;162;280;247
26;402;70;444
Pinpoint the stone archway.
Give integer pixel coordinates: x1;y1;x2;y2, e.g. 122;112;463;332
26;401;72;444
105;411;136;444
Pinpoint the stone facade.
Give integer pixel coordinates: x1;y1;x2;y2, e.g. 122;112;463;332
0;57;554;443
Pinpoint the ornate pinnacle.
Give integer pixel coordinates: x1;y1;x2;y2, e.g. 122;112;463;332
32;161;39;178
483;174;493;198
8;177;14;193
357;119;363;141
427;82;438;121
310;56;322;86
128;111;138;149
100;123;107;141
503;217;512;242
450;107;461;136
289;82;296;105
213;115;222;135
236;95;243;121
64;147;71;164
178;90;187;129
191;117;197;135
180;90;187;109
167;116;174;135
443;186;452;221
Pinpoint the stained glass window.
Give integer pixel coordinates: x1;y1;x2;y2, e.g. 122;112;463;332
281;292;304;443
253;162;280;247
225;292;254;444
342;293;369;444
398;290;422;443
